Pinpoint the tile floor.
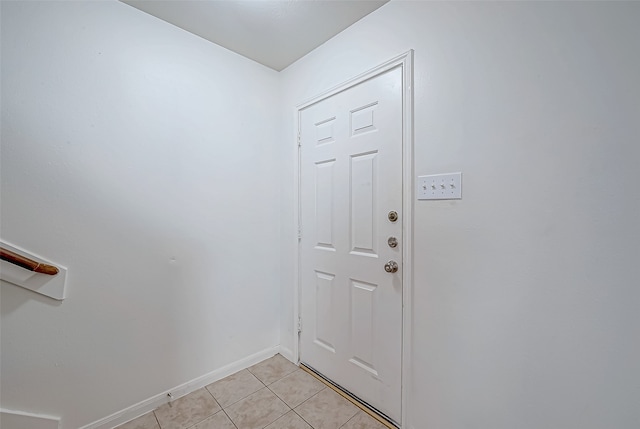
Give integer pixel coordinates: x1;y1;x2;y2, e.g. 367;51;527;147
116;354;388;429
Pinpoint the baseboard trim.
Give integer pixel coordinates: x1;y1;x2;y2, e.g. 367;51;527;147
0;409;60;429
79;346;280;429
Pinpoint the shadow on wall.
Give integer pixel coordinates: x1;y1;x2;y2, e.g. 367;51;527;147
0;282;63;316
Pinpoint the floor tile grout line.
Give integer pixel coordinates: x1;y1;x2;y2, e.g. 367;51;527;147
221;386;293;429
260;407;293;429
275;368;330;409
205;368;268;410
183;411;221;429
264;380;295;409
246;355;298;386
152;410;161;429
339;408;360;429
291;386;361;429
339;410;362;429
290;407;317;429
166;388;222;429
338;411;362;429
221;408;240;429
223;386;293;429
291;385;328;410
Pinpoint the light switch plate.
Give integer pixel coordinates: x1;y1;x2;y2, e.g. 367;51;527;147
417;172;462;200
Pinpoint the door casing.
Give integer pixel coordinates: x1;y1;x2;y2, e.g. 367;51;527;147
292;50;414;427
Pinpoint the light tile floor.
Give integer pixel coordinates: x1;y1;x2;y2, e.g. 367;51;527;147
116;354;388;429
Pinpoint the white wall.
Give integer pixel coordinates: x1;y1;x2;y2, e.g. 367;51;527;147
1;1;281;428
3;1;640;428
280;2;640;428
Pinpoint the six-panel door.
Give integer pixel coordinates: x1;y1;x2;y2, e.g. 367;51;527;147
299;65;403;423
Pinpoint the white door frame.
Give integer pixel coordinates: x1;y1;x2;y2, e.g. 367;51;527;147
292;50;414;427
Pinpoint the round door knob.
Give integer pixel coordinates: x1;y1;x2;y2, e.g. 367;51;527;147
384;260;399;273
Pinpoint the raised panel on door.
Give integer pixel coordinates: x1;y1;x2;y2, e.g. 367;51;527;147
314;159;336;251
314;271;336;354
350;151;378;257
349;278;379;377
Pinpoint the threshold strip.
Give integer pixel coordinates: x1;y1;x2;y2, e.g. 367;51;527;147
299;363;399;429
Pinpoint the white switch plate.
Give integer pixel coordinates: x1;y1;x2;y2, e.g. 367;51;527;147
417;172;462;200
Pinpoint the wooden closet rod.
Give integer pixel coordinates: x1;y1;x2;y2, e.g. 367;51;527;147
0;247;59;275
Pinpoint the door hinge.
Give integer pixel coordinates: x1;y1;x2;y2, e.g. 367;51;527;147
297;317;302;333
297;226;302;240
297;133;301;147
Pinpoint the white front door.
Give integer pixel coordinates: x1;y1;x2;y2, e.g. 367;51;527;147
299;64;403;423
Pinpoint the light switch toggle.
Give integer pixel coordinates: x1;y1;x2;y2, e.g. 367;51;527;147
417;172;462;200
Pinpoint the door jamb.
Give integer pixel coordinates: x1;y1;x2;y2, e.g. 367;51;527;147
292;50;414;428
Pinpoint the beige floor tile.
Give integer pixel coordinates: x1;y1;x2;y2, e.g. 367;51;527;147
154;388;221;429
206;369;265;407
340;411;388;429
191;410;237;429
115;412;159;429
294;389;358;429
248;354;298;385
269;369;326;408
264;411;312;429
225;387;290;429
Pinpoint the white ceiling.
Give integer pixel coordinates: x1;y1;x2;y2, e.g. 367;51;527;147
121;0;389;71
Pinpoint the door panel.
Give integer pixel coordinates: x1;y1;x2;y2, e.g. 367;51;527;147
299;65;403;423
350;151;378;256
315;160;336;250
315;271;336;353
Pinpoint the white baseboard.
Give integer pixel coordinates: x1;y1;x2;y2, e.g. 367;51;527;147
0;409;60;429
79;346;280;429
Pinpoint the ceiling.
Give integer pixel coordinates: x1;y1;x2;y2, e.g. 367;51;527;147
121;0;389;71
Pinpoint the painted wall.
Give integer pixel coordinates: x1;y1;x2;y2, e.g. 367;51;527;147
279;2;640;428
1;1;281;428
3;1;639;428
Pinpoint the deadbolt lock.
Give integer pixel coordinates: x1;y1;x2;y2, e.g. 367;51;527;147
388;237;398;248
388;211;398;222
384;260;399;273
